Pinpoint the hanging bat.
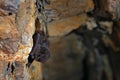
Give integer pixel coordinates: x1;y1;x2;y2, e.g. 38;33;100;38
26;30;50;67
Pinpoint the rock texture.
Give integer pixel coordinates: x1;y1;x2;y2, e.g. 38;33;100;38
0;0;40;80
0;0;120;80
94;0;120;20
0;15;19;54
48;14;88;36
45;0;94;20
45;0;94;36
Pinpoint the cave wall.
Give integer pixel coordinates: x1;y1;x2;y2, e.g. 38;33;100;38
0;0;120;80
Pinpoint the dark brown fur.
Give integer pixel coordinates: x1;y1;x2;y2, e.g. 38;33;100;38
26;30;50;67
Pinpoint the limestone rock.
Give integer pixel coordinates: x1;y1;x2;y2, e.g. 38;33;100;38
48;14;87;37
16;0;35;44
44;0;94;37
0;0;38;80
0;15;19;54
0;0;20;15
45;0;94;21
0;0;35;61
99;0;120;20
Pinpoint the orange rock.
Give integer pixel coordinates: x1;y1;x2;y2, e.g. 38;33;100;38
45;0;94;19
48;14;87;37
0;0;41;80
0;15;20;54
0;15;18;39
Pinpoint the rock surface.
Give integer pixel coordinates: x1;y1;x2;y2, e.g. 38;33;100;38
43;0;94;36
98;0;120;20
0;0;120;80
48;14;87;36
0;0;38;80
45;0;94;21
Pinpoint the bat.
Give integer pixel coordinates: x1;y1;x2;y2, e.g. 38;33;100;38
26;30;50;67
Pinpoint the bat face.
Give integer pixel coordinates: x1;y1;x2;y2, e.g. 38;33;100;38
26;30;50;67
